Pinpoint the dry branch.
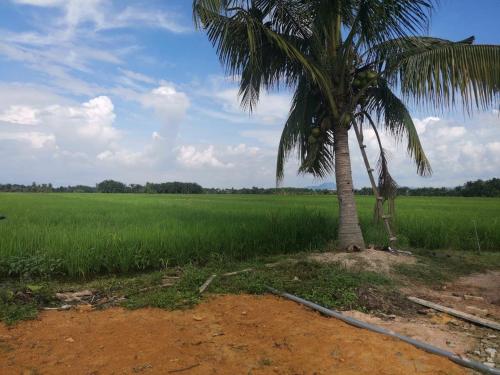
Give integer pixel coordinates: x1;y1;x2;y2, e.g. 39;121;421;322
168;363;200;373
198;274;217;294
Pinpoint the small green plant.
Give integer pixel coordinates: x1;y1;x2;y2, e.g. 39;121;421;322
0;300;38;325
1;255;64;279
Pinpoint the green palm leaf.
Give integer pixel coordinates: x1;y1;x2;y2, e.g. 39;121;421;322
373;36;500;111
366;80;431;176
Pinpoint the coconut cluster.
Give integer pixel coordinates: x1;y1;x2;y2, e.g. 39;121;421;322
352;70;378;90
353;70;378;108
308;118;331;144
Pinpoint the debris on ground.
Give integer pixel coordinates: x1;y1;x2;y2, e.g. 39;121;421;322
47;272;183;311
198;274;217;294
407;296;500;331
356;286;418;317
55;290;93;302
370;270;500;368
138;275;180;293
49;289;125;311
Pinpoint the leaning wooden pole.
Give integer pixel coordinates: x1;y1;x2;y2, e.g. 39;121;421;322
352;123;397;247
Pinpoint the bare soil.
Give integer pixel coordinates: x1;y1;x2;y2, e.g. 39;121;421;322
309;248;416;273
354;271;500;368
309;250;500;368
0;295;466;375
410;271;500;320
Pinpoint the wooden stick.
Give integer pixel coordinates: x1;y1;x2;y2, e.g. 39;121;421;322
221;268;254;277
221;259;298;278
168;363;200;373
198;274;216;294
408;296;500;331
395;249;413;256
353;123;397;247
138;283;175;293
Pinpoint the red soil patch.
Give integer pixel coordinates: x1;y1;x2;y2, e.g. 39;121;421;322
0;295;467;375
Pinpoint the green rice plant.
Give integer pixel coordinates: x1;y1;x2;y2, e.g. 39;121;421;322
0;193;499;278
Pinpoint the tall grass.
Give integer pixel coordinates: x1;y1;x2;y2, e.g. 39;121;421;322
0;193;498;278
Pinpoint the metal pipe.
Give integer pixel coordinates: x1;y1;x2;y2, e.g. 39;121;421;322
266;286;500;375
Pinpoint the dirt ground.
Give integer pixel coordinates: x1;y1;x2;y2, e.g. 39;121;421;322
308;250;500;368
0;294;468;375
412;271;500;320
350;271;500;368
309;248;416;273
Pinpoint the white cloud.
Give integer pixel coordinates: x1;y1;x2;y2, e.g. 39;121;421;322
226;143;260;156
11;0;188;35
191;77;292;127
241;130;282;147
211;88;291;126
0;131;56;149
1;0;187;98
12;0;63;6
120;69;156;84
350;110;500;187
0;105;40;125
0;91;122;156
108;6;188;34
96;149;148;166
413;116;439;134
177;145;233;169
76;96;118;142
139;84;190;151
142;84;190;122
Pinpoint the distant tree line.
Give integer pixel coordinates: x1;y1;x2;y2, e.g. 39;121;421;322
96;180;204;194
0;178;499;197
356;178;500;198
0;180;203;194
203;187;333;194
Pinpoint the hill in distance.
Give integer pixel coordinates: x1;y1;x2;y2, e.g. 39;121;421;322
306;182;336;190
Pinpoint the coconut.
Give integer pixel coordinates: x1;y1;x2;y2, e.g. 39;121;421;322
320;119;331;131
353;79;362;88
366;70;378;80
357;71;367;79
308;135;317;144
342;114;352;126
311;127;321;137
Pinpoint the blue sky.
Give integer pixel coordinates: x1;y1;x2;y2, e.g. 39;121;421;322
0;0;498;188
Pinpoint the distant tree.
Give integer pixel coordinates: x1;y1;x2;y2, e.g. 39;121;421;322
96;180;128;193
129;184;145;193
145;182;203;194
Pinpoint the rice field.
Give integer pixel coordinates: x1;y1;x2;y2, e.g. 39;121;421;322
0;193;499;278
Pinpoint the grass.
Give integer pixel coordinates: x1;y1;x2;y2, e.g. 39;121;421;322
0;193;499;278
2;249;499;325
395;248;500;286
0;254;392;325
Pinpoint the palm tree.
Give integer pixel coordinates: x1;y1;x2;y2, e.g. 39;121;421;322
193;0;500;250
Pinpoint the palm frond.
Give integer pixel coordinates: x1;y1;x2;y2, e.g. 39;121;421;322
361;113;398;200
276;77;332;183
193;0;336;114
351;0;434;50
366;80;431;176
372;36;500;111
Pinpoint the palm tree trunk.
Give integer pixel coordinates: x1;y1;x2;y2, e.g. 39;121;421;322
334;124;365;250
